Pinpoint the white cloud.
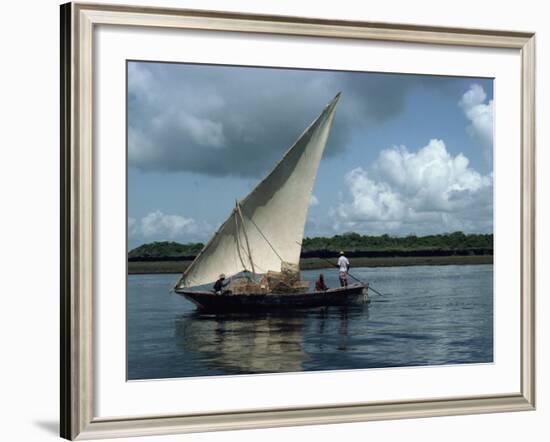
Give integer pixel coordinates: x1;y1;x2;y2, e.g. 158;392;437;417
309;195;319;207
128;210;208;242
127;62;154;100
333;139;493;235
459;84;493;161
178;112;225;148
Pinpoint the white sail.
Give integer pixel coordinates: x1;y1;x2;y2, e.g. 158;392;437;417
177;93;341;288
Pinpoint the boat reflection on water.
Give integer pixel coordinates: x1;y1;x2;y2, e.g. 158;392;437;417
175;311;309;374
174;304;370;376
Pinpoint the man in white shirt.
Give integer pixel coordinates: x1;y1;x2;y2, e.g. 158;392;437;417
337;251;350;287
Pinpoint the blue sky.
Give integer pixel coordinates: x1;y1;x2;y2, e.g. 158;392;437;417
127;61;493;249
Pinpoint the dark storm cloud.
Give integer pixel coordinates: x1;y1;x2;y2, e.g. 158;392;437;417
127;62;451;178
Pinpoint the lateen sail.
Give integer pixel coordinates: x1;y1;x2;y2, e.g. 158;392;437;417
177;93;341;288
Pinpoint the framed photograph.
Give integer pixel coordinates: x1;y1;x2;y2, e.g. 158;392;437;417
60;2;535;440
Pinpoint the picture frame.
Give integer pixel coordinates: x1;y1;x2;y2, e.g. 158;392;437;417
60;2;536;440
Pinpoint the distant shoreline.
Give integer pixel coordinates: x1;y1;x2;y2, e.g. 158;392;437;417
128;255;493;275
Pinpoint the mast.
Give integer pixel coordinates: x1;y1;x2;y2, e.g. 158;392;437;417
236;200;256;280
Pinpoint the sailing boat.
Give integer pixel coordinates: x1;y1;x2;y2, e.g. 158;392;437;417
174;93;368;311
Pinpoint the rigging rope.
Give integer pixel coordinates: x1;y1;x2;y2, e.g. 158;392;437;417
236;202;256;278
242;208;285;263
234;209;250;272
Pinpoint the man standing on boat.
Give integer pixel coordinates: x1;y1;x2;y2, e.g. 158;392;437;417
213;274;231;295
338;251;350;287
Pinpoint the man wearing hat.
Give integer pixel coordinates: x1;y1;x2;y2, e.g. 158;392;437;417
213;274;231;295
337;251;350;287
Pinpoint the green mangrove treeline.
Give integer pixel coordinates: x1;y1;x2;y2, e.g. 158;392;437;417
302;232;492;252
128;231;493;260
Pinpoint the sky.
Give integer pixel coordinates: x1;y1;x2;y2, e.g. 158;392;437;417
127;61;494;249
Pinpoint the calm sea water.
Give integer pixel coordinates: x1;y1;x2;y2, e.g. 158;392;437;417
127;264;493;380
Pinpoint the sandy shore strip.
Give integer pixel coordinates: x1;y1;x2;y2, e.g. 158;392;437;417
128;255;493;275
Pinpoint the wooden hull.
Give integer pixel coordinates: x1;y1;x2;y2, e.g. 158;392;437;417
175;283;367;312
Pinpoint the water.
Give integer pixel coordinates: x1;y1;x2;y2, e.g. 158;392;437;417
127;265;493;380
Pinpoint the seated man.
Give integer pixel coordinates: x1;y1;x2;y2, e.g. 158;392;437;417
213;274;231;295
315;273;328;291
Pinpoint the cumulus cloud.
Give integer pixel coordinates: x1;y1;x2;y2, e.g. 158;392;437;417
459;84;493;161
333;139;493;235
309;195;319;207
128;62;459;178
128;210;209;242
